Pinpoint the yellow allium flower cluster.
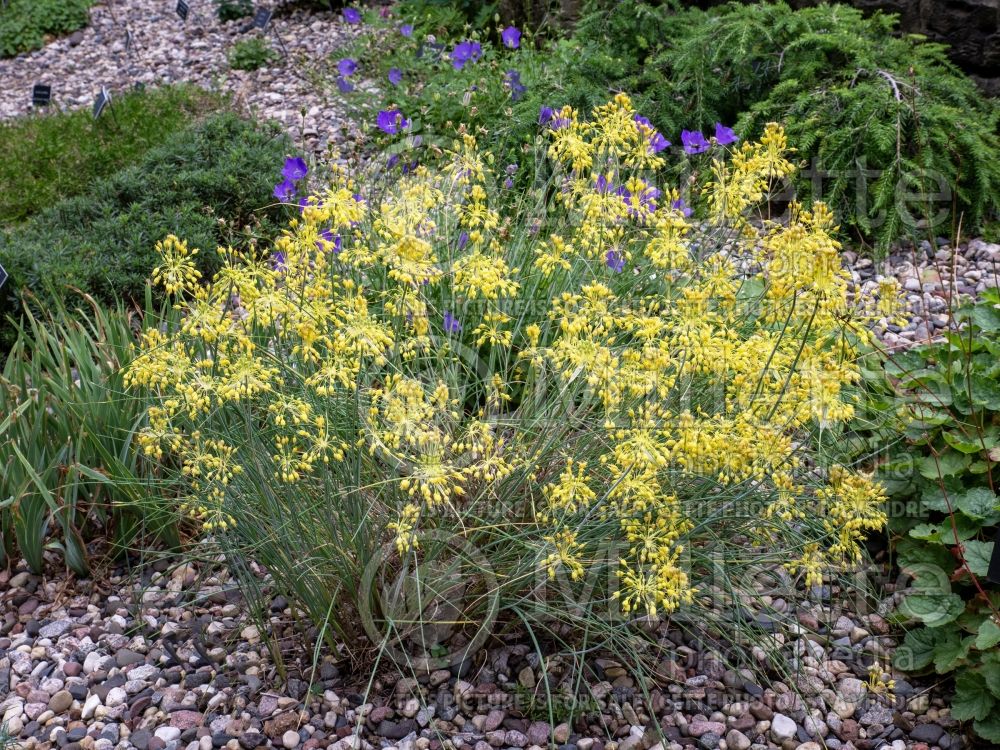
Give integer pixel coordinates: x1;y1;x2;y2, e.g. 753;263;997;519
128;95;887;620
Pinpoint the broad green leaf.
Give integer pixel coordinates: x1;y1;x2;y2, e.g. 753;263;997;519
918;451;970;479
895;537;954;572
909;517;981;544
971;374;1000;410
974;715;1000;744
982;652;1000;697
943;430;996;454
934;632;973;672
952;672;995;721
976;618;1000;650
893;626;940;670
899;592;964;628
963;540;995;577
969;303;1000;333
956;488;1000;522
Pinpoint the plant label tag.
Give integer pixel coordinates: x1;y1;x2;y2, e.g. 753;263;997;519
253;7;272;28
176;0;189;21
32;84;51;107
0;263;7;290
93;87;111;119
988;527;1000;584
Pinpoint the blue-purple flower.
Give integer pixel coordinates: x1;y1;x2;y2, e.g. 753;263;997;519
671;198;693;217
633;114;670;154
273;178;296;201
504;69;526;101
318;228;342;254
618;181;660;216
342;7;361;24
714;122;738;145
605;250;625;273
443;311;462;334
337;58;357;77
271;250;287;271
282;157;308;181
388;67;403;86
450;40;482;70
538;106;554;125
400;23;413;37
594;174;612;194
376;109;410;134
681;129;709;155
336;76;354;93
501;26;520;49
457;231;469;250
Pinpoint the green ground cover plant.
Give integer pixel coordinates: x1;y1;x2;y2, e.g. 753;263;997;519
0;112;291;347
864;290;1000;743
228;37;278;70
0;294;179;575
0;0;93;57
215;0;254;22
337;0;1000;253
0;84;222;225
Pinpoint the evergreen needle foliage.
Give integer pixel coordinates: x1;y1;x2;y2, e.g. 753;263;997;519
582;1;1000;252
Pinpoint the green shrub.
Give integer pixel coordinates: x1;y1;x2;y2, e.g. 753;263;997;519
342;1;1000;252
0;294;179;575
227;37;278;70
215;0;254;21
0;112;291;347
0;0;93;57
0;84;221;225
866;289;1000;743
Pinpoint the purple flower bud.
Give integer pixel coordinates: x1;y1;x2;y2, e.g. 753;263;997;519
501;26;520;49
342;7;361;24
714;122;739;145
337;58;357;77
457;231;469;250
443;311;462;334
388;67;403;86
400;23;413;37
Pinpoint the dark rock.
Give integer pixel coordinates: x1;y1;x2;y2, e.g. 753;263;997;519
185;671;212;688
116;649;146;668
239;733;265;749
132;729;153;750
908;724;944;744
376;720;417;740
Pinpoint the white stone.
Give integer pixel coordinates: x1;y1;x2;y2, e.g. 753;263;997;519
770;713;797;743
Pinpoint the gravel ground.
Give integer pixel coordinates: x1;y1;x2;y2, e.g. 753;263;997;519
0;0;363;154
849;237;1000;351
0;558;967;750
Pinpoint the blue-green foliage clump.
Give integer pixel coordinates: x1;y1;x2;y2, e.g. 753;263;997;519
0;113;291;346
